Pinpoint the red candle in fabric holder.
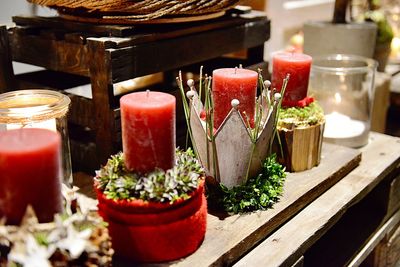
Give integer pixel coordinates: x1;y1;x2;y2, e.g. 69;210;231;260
212;68;258;129
120;91;176;173
271;52;312;107
0;128;62;225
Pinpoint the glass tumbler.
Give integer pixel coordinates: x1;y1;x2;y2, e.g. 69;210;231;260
0;89;72;185
309;54;377;147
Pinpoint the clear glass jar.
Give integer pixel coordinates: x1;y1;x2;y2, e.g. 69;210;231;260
309;54;377;147
0;90;72;185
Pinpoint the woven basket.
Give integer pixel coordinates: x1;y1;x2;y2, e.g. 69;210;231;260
28;0;241;21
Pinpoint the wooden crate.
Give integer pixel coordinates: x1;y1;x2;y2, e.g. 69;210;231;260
0;12;270;171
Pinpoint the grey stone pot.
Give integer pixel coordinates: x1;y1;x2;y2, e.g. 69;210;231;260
303;21;377;58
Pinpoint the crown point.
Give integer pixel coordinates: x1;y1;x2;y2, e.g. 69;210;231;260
186;90;195;99
274;93;281;101
231;99;240;108
187;79;195;88
264;80;271;88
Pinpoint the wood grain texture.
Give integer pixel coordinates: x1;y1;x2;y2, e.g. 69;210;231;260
168;143;360;266
348;209;400;267
12;15;136;37
387;175;400;219
87;39;117;165
74;142;360;266
110;18;270;83
10;30;90;77
0;26;16;92
234;133;400;267
278;122;325;172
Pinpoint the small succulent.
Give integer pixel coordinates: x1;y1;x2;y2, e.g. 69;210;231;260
95;148;205;203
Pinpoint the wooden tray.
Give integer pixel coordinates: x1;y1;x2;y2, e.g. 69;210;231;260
59;11;226;25
168;142;361;266
72;142;362;266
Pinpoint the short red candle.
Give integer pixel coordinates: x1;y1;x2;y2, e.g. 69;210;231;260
271;52;312;107
0;128;62;225
120;91;176;173
212;68;258;129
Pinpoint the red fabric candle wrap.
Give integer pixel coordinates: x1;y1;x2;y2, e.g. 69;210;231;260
96;180;207;263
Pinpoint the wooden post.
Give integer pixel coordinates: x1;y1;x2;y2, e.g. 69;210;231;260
333;0;350;24
0;26;16;93
87;38;117;166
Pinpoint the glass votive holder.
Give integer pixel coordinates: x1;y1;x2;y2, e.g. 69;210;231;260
0;90;72;185
309;54;377;148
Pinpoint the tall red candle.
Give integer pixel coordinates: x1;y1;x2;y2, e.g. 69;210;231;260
120;91;176;173
271;52;312;107
0;128;62;225
212;68;258;129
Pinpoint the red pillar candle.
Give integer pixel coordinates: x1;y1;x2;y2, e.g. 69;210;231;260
120;91;176;173
212;68;258;129
271;52;312;107
0;128;62;225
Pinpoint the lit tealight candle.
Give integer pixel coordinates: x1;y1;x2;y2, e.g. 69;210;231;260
324;111;369;147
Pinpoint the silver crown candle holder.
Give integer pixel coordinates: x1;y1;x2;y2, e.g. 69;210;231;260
178;71;288;188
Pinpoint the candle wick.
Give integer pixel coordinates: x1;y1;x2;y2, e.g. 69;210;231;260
146;89;150;98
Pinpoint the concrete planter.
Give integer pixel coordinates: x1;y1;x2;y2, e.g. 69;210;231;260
303;21;377;58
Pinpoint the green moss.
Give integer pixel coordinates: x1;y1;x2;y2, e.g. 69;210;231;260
278;102;325;129
219;154;286;214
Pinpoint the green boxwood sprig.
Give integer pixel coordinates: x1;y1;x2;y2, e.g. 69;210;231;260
220;154;286;214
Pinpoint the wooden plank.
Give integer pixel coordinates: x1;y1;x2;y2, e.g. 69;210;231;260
66;93;96;129
99;13;270;49
387;175;400;218
10;31;90;77
0;26;16;92
110;19;270;83
234;133;400;267
64;32;91;44
87;39;118;166
12;16;136;37
12;11;268;42
74;142;360;267
156;143;359;267
347;209;400;267
291;256;304;267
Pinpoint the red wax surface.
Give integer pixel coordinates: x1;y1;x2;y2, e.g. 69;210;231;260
212;68;258;129
0;128;62;225
120;91;176;173
271;52;312;107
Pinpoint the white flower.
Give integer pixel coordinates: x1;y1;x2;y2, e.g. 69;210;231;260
8;234;52;267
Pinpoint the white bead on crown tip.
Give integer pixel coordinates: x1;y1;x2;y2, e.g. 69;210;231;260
231;99;240;109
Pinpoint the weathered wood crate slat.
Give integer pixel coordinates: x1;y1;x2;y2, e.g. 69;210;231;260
234;133;400;267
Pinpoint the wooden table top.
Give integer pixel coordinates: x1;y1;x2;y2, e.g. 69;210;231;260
73;133;400;266
234;132;400;267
